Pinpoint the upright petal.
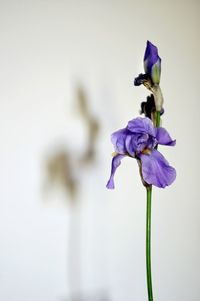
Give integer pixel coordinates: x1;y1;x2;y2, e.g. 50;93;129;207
106;154;125;189
156;127;176;146
125;134;136;156
111;128;129;154
140;149;176;188
127;117;155;137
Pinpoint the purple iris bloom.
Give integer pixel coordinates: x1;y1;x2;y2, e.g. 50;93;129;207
144;40;161;85
106;117;176;189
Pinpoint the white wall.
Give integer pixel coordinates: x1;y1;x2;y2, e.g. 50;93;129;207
0;0;199;300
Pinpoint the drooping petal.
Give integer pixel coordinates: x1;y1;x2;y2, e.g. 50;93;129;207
111;128;129;154
106;154;126;189
155;127;176;146
127;117;155;137
139;149;176;188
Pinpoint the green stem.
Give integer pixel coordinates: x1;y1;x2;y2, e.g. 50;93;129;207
156;110;161;127
146;185;153;301
146;110;160;301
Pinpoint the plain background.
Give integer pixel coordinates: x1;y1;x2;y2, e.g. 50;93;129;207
0;0;199;300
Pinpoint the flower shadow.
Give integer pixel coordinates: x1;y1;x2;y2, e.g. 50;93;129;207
42;84;110;301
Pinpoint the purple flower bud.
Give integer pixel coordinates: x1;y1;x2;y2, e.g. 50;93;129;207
144;41;161;85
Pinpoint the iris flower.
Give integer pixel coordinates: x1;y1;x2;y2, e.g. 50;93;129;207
106;117;176;189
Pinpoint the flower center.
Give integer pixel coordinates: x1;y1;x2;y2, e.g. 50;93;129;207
142;148;151;155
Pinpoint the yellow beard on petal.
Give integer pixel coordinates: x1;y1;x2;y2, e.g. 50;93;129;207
112;152;118;157
142;148;151;155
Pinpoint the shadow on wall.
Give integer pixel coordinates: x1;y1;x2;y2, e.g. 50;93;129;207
76;85;99;166
42;85;111;301
43;84;100;202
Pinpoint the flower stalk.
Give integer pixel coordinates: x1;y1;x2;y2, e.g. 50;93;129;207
146;185;153;301
146;107;161;301
146;109;161;301
156;111;161;128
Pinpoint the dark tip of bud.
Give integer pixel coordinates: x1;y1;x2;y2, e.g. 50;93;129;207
134;73;149;86
160;107;164;116
140;94;156;119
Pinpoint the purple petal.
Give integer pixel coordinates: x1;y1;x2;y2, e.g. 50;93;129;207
156;127;176;146
127;117;155;137
125;134;136;156
111;128;129;154
144;41;158;61
106;154;125;189
140;149;176;188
